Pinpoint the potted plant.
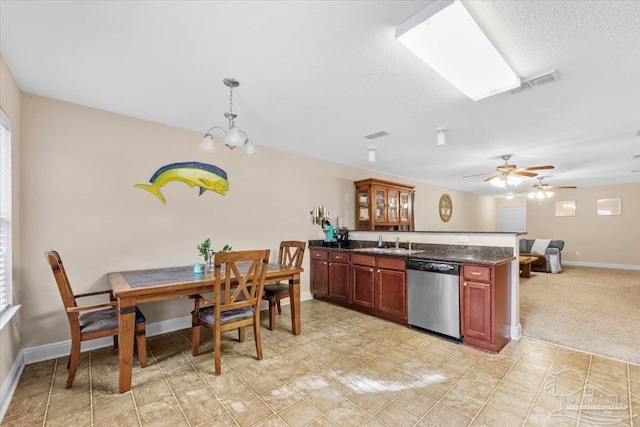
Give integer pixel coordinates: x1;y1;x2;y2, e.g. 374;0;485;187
197;239;233;272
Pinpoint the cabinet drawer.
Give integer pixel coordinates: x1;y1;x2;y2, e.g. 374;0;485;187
330;252;349;263
462;264;491;282
376;257;406;271
350;254;375;267
310;250;328;261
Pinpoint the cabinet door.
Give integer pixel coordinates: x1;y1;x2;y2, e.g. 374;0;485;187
310;258;329;296
461;279;492;341
329;262;349;301
387;190;399;223
399;191;411;225
350;265;375;308
374;187;387;222
376;268;407;320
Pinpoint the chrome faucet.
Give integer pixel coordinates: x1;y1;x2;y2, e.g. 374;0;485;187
407;240;412;250
395;237;400;248
377;235;383;248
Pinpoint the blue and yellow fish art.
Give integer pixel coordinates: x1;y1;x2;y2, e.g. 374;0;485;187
135;162;229;204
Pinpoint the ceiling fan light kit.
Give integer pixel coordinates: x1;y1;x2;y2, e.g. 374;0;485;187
201;78;255;154
395;0;520;101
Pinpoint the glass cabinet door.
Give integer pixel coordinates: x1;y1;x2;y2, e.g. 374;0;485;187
400;191;410;223
388;190;399;223
358;190;370;221
375;188;387;222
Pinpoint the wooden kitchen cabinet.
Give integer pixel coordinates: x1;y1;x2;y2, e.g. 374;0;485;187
460;263;510;353
350;253;407;323
375;257;407;321
310;250;329;297
354;179;414;231
328;252;350;302
310;249;350;301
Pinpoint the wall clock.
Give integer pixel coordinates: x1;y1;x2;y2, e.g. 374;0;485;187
439;194;452;222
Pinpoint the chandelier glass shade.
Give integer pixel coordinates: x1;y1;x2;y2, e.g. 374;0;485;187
528;190;554;199
201;78;255;154
490;174;522;188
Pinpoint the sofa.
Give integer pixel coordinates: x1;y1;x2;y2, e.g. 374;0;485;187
519;239;564;273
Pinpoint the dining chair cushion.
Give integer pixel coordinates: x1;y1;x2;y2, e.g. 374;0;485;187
79;307;146;334
197;306;254;326
263;282;289;297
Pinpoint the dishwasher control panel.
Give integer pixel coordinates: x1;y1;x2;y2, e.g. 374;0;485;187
407;259;460;275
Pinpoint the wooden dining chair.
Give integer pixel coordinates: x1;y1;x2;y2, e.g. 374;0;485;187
45;250;147;388
262;241;306;331
191;249;270;375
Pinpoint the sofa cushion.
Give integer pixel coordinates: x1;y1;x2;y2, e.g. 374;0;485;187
519;239;533;253
549;240;564;250
531;238;552;255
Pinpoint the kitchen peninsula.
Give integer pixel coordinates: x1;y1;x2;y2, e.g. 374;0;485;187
308;231;519;353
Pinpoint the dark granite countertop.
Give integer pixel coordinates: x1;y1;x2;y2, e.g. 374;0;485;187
308;240;515;266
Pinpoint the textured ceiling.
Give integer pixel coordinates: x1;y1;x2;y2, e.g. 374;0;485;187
1;0;639;197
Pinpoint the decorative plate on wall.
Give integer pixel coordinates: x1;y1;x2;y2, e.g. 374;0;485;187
439;194;452;222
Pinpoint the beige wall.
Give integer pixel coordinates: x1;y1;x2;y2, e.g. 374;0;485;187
0;56;22;388
19;93;498;349
526;183;640;266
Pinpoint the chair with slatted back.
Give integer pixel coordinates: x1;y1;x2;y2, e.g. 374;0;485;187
191;249;270;375
45;250;147;388
261;241;306;331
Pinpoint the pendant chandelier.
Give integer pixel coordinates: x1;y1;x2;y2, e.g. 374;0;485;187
200;78;255;155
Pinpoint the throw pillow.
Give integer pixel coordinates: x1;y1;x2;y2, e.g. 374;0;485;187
531;238;552;255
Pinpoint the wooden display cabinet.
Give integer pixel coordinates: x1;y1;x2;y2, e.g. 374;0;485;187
354;179;414;231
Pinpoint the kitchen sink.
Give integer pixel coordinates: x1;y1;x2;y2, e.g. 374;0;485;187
352;247;426;255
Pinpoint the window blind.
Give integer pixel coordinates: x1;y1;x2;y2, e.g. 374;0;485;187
0;108;12;313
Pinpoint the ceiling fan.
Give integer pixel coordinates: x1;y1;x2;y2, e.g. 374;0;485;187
463;154;554;188
523;177;577;199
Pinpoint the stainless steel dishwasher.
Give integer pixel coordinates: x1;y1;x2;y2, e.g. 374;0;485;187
407;259;462;341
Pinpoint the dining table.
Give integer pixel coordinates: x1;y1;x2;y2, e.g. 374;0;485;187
108;262;303;392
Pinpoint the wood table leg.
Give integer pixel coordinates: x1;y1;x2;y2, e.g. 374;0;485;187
117;298;136;392
520;263;531;278
289;274;301;335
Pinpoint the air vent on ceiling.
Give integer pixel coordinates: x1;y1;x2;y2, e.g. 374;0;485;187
363;130;391;140
633;154;640;160
632;169;640;173
510;70;560;95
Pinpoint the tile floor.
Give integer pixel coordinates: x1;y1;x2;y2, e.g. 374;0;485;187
2;299;638;426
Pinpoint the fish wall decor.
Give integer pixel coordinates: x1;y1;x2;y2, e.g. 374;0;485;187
135;161;229;204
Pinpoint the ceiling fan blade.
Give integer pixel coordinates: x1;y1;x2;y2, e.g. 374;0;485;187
513;171;538;177
483;174;501;182
463;172;492;178
551;185;577;189
521;165;555;171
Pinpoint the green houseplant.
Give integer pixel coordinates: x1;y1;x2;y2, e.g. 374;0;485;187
197;239;233;271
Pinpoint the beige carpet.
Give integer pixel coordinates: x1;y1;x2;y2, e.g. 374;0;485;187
519;264;640;365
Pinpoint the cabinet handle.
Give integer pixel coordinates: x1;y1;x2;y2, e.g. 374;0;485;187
324;262;327;265
369;268;373;272
470;271;482;276
463;282;468;286
377;269;381;273
335;256;342;259
329;262;332;266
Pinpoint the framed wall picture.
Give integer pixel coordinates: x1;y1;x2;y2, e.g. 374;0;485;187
555;200;576;216
597;198;622;215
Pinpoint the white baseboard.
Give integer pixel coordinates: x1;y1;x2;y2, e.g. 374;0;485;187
2;289;316;421
562;261;640;271
510;323;522;340
0;349;24;422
